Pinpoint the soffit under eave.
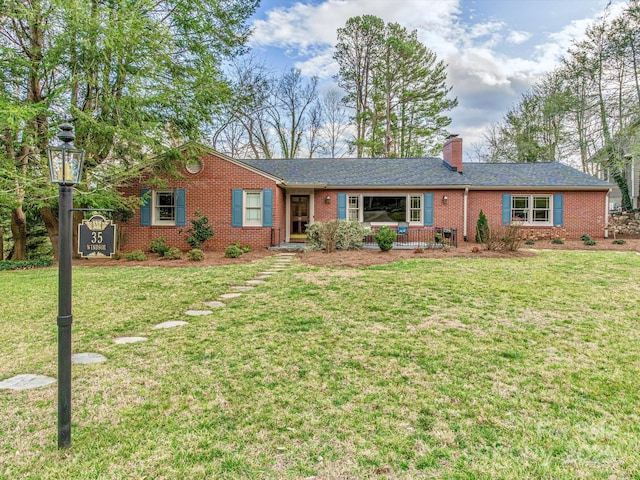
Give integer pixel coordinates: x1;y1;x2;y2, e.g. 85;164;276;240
317;184;472;190
466;185;612;191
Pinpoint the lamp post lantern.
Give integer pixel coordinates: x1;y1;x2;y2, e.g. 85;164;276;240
47;122;84;449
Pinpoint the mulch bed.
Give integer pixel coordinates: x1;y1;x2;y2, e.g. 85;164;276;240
74;236;640;269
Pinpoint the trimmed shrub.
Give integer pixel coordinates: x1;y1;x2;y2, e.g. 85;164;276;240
187;249;205;261
580;234;592;242
583;239;596;246
612;239;626;245
0;259;53;271
476;210;490;243
336;221;367;250
185;210;214;249
525;239;535;245
306;221;368;252
163;247;182;259
551;238;564;245
125;250;147;261
150;237;169;256
224;243;243;258
375;225;396;251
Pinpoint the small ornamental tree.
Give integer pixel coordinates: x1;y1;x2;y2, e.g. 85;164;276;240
185;210;214;249
476;210;490;244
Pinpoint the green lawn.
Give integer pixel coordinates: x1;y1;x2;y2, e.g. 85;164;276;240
1;251;639;479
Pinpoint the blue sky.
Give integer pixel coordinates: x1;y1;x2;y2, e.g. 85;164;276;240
247;0;627;155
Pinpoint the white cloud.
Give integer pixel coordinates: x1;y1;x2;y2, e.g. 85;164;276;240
507;30;531;44
249;0;629;149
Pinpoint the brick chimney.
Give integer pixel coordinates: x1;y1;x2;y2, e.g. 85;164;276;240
443;135;463;173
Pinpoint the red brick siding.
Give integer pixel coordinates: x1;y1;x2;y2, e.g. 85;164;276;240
314;190;465;234
466;190;607;242
119;153;283;252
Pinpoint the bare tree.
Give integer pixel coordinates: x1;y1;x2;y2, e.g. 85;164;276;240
318;89;351;158
269;69;318;158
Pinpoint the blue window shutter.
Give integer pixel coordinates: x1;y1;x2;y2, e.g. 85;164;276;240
232;189;243;227
141;189;151;226
423;193;434;226
262;188;273;227
502;194;512;225
337;193;347;220
175;188;186;226
553;194;564;226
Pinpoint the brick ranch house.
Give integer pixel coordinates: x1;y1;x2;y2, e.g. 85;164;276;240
118;137;614;252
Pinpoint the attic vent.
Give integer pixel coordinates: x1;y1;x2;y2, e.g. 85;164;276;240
186;159;203;174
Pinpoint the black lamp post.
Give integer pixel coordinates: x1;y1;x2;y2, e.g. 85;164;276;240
47;122;84;449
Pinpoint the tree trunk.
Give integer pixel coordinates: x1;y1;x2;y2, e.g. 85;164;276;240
41;206;59;262
41;206;84;263
11;207;27;260
0;226;4;261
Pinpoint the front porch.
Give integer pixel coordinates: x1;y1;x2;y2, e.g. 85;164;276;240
363;226;458;249
270;226;458;250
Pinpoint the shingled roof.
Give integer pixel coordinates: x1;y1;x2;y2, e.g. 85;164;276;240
240;157;613;189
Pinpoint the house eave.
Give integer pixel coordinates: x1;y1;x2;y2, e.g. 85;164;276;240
176;144;285;184
321;184;472;190
467;185;612;191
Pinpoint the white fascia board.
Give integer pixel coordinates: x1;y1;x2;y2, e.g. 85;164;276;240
466;185;612;191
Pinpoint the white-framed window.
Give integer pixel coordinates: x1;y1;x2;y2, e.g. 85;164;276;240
244;191;263;226
409;195;422;223
512;195;552;225
347;195;360;222
154;190;176;225
347;194;422;224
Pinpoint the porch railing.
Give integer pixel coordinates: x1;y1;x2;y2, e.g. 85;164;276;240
270;228;282;247
270;226;458;249
363;227;458;249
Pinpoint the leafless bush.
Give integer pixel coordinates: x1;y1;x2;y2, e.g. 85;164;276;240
484;224;524;251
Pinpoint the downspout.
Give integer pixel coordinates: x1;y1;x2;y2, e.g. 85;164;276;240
605;188;611;238
463;187;469;241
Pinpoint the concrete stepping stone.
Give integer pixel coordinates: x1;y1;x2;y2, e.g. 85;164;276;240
232;285;254;291
0;374;56;390
154;320;188;329
204;301;226;309
185;310;213;316
255;275;271;280
259;271;276;275
114;336;148;345
72;352;107;365
246;279;266;285
220;293;242;299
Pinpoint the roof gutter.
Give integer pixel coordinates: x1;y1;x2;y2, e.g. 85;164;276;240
318;184;473;190
466;185;612;191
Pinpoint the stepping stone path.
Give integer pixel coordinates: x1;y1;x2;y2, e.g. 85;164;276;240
185;310;213;316
220;293;242;299
0;374;56;391
114;336;148;345
154;320;188;329
204;301;226;309
72;353;107;365
1;253;298;391
232;285;254;291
